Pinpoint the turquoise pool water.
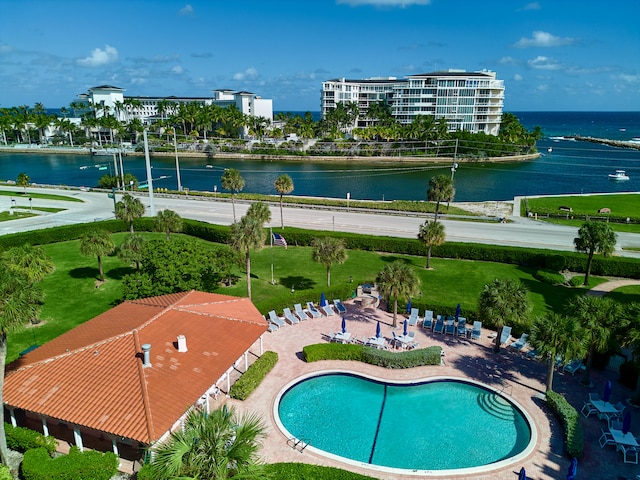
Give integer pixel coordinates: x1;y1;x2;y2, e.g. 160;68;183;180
277;373;532;471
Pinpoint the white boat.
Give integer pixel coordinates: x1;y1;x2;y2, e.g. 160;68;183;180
608;170;630;181
547;147;553;153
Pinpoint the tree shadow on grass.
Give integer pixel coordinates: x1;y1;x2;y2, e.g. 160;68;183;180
106;266;135;281
68;266;99;280
280;276;316;290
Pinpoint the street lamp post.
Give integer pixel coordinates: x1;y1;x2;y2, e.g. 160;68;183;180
29;197;32;212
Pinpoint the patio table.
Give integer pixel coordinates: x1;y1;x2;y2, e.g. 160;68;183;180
610;429;639;448
334;332;351;344
368;337;386;349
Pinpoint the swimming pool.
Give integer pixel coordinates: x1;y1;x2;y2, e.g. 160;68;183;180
275;371;537;476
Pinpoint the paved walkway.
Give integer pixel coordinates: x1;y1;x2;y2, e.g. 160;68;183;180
586;278;640;297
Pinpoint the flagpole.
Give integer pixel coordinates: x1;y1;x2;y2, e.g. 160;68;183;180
270;227;274;285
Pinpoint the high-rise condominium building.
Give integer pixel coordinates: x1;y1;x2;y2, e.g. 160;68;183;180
321;69;504;135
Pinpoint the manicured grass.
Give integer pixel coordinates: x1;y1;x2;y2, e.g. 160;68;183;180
524;193;640;218
607;284;640;304
0;189;84;202
8;232;616;362
533;217;640;234
0;211;37;222
265;463;377;479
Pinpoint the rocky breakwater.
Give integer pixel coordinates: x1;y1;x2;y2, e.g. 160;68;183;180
574;136;640;151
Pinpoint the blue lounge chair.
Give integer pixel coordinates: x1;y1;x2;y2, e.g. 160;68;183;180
433;315;445;334
471;321;482;340
306;302;322;318
499;326;512;345
283;307;299;325
268;310;286;328
444;318;456;336
508;333;529;351
333;299;347;314
422;315;434;331
456;317;467;337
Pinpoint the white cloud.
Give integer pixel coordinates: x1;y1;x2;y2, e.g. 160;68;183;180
498;56;518;65
514;74;523;81
528;56;563;70
535;84;549;93
614;73;639;83
521;2;541;10
514;31;575;48
0;44;13;54
337;0;431;6
77;45;118;67
180;4;194;15
131;77;147;85
171;65;184;74
233;67;259;81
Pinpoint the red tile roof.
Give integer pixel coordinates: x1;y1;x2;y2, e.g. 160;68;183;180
4;291;268;445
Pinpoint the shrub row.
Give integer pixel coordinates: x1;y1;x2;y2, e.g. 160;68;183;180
21;446;119;480
4;422;57;454
229;351;279;400
533;269;566;285
303;343;442;369
265;462;377;479
0;466;10;480
545;390;584;458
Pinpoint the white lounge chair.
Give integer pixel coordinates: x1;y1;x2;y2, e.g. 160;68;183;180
306;302;322;318
321;304;337;316
333;299;347;314
499;326;512;345
470;321;482;340
407;308;419;326
268;310;286;328
294;303;310;321
599;428;615;448
509;333;529;351
424;310;434;321
267;322;279;333
283;308;299;325
422;315;434;331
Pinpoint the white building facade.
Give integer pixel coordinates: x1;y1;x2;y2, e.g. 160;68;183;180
321;70;504;135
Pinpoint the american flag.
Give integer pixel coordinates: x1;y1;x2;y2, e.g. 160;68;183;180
272;232;287;248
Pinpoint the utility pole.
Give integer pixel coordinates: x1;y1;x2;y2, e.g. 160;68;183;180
174;130;182;191
143;130;155;216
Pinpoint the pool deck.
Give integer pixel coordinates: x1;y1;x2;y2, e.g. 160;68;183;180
222;299;639;480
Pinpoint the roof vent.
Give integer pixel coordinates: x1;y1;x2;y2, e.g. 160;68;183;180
141;344;151;367
177;335;188;353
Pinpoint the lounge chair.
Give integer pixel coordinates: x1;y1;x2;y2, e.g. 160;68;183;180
321;304;337;316
499;326;512;345
619;444;638;464
267;322;279;333
407;308;419;326
562;359;584;376
306;302;322;318
604;402;626;427
509;333;529;351
444;318;456;335
327;331;336;342
610;419;623;431
433;315;445;334
456;317;467;337
599;428;615;448
333;299;347;314
580;400;598;418
422;315;434;331
283;308;299;325
294;303;310;321
470;321;482;340
407;331;419;349
424;310;434;321
268;310;286;328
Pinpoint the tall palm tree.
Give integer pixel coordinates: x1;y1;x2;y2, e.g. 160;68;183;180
154;209;183;241
117;234;145;270
530;312;585;392
221;168;245;222
16;172;30;193
478;278;531;353
574;221;617;286
79;229;115;282
376;260;421;328
418;220;445;269
246;201;271;225
570;295;622;386
274;174;294;228
115;193;145;235
2;244;54;284
230;215;265;299
311;237;347;287
427;175;455;221
147;406;268;480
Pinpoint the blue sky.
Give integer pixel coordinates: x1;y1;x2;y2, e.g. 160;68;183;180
0;0;638;112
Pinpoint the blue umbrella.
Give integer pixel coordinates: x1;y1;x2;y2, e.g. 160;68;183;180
455;303;461;319
622;410;631;434
566;457;577;480
320;292;327;307
341;316;347;334
376;321;381;338
518;467;526;480
403;319;408;336
602;380;612;403
406;298;412;314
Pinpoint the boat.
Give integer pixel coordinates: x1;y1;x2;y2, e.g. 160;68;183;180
608;170;630;181
547;147;553;153
79;166;89;170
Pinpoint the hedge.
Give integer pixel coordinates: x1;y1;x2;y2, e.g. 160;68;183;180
265;462;377;479
21;446;119;480
546;390;584;458
229;351;278;400
0;466;9;480
4;423;57;454
303;343;442;368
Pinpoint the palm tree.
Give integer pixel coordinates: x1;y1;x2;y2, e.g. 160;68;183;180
115;193;145;235
311;237;347;287
0;267;44;466
574;221;617;286
530;313;585;392
147;406;268;480
79;230;115;282
570;295;622;386
624;302;640;404
274;174;294;228
245;202;271;226
221;168;245;222
230;215;265;299
2;244;54;284
427;175;454;221
154;209;183;241
478;278;531;353
418;220;445;269
16;172;30;193
117;234;145;270
376;260;421;328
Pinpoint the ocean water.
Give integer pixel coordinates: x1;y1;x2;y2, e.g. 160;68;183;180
2;112;639;202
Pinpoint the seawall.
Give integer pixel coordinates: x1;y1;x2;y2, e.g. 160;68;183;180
574;136;640;151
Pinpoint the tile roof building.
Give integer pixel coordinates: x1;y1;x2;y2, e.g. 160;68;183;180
4;290;269;460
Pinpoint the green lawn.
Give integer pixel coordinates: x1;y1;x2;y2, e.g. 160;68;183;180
0;189;84;202
7;232;618;362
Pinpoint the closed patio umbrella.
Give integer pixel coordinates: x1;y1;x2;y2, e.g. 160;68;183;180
403;319;408;336
602;380;612;402
566;457;577;480
406;298;412;314
622;411;631;434
518;467;526;480
455;303;461;319
376;321;381;338
320;292;327;307
341;316;347;334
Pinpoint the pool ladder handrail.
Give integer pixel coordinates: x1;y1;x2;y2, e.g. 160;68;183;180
499;382;513;396
288;436;311;452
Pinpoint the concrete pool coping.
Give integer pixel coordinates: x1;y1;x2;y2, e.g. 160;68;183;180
273;370;539;477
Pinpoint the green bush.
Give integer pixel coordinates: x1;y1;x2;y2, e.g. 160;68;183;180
229;351;278;400
0;466;11;480
533;269;565;285
545;254;566;271
303;343;364;363
569;276;585;287
21;446;119;480
4;423;57;454
265;462;377;479
303;343;442;369
134;463;154;480
546;390;583;458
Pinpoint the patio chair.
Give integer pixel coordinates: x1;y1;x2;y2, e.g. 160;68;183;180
456;317;467;337
599;428;615;448
267;322;279;333
444;318;456;336
333;299;347;314
327;331;336;342
423;310;434;321
499;326;512;345
320;304;337;316
610;419;623;431
294;303;310;321
407;308;419;326
619;445;639;464
423;315;434;331
306;302;322;318
562;359;584;376
508;333;529;351
268;310;286;328
433;315;445;334
581;400;598;418
589;392;600;402
283;308;300;325
471;321;482;340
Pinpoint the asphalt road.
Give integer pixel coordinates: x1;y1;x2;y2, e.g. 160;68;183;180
3;186;640;258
